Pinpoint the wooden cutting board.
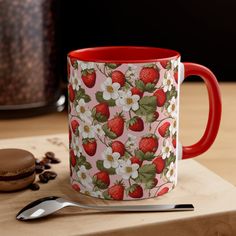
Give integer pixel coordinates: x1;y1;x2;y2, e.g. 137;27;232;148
0;134;235;236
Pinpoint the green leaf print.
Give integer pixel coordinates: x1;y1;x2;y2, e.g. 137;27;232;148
135;164;156;183
96;160;116;175
135;96;157;116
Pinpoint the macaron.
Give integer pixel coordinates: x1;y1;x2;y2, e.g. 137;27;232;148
0;149;36;192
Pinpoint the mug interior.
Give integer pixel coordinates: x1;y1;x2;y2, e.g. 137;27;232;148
68;46;180;63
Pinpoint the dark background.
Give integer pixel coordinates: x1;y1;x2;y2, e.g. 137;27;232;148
58;0;236;82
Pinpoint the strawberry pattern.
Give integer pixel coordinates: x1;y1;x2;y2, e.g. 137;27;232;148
68;57;180;200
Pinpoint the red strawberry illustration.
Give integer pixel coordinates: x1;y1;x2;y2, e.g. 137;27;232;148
93;171;110;189
130;156;143;167
172;138;176;148
108;181;124;200
92;103;110;122
131;87;144;98
103;114;125;139
71;120;79;134
139;134;158;153
158;122;170;137
70;149;76;167
128;184;143;199
128;116;144;132
82;138;97;156
160;60;169;69
157;187;169;196
72;183;80;192
111;141;125;156
153;156;165;174
81;69;96;88
174;71;178;83
139;66;159;85
111;70;125;86
153;89;166;107
68;84;75;103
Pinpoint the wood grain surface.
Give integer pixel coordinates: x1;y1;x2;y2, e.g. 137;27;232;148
0;134;235;236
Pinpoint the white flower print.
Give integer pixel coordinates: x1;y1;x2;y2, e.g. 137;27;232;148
166;162;176;182
169;119;177;136
163;72;173;92
125;134;137;149
101;77;120;100
71;69;81;91
162;140;172;159
171;59;178;70
90;190;103;198
102;147;120;169
77;165;92;188
72;137;82;156
125;64;137;81
167;97;177;118
116;90;140;112
94;124;105;136
116;159;139;180
79;122;95;139
75;99;92;123
81;62;95;71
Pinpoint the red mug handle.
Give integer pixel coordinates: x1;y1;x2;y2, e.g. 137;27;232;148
181;63;222;159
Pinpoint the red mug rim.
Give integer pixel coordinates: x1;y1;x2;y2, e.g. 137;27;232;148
68;46;180;63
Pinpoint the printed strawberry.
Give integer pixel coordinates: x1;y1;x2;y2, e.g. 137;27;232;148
92;103;110;122
68;84;75;102
160;60;171;70
81;69;96;88
128;184;143;199
103;114;125;139
111;141;125;156
82;138;97;156
93;171;110;189
127;116;144;132
71;120;79;134
131;87;144;98
108;181;124;200
111;70;125;86
174;71;178;83
70;149;76;167
158;122;170;137
153;89;166;107
153;156;165;174
139;134;158;153
172;138;176;148
139;66;159;85
72;183;80;192
157;187;169;196
130;156;143;167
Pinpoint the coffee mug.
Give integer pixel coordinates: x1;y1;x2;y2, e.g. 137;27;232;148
67;46;221;200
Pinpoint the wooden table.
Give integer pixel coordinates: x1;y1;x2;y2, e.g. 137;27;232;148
0;82;235;236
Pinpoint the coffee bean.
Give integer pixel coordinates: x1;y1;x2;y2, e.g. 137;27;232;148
43;171;57;180
39;173;48;183
50;157;61;164
44;163;51;169
35;165;44;174
43;157;52;164
29;183;40;191
45;152;55;159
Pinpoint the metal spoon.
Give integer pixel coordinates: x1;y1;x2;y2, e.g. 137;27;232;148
16;196;194;221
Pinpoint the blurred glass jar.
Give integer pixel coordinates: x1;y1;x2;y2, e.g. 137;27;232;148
0;0;65;118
